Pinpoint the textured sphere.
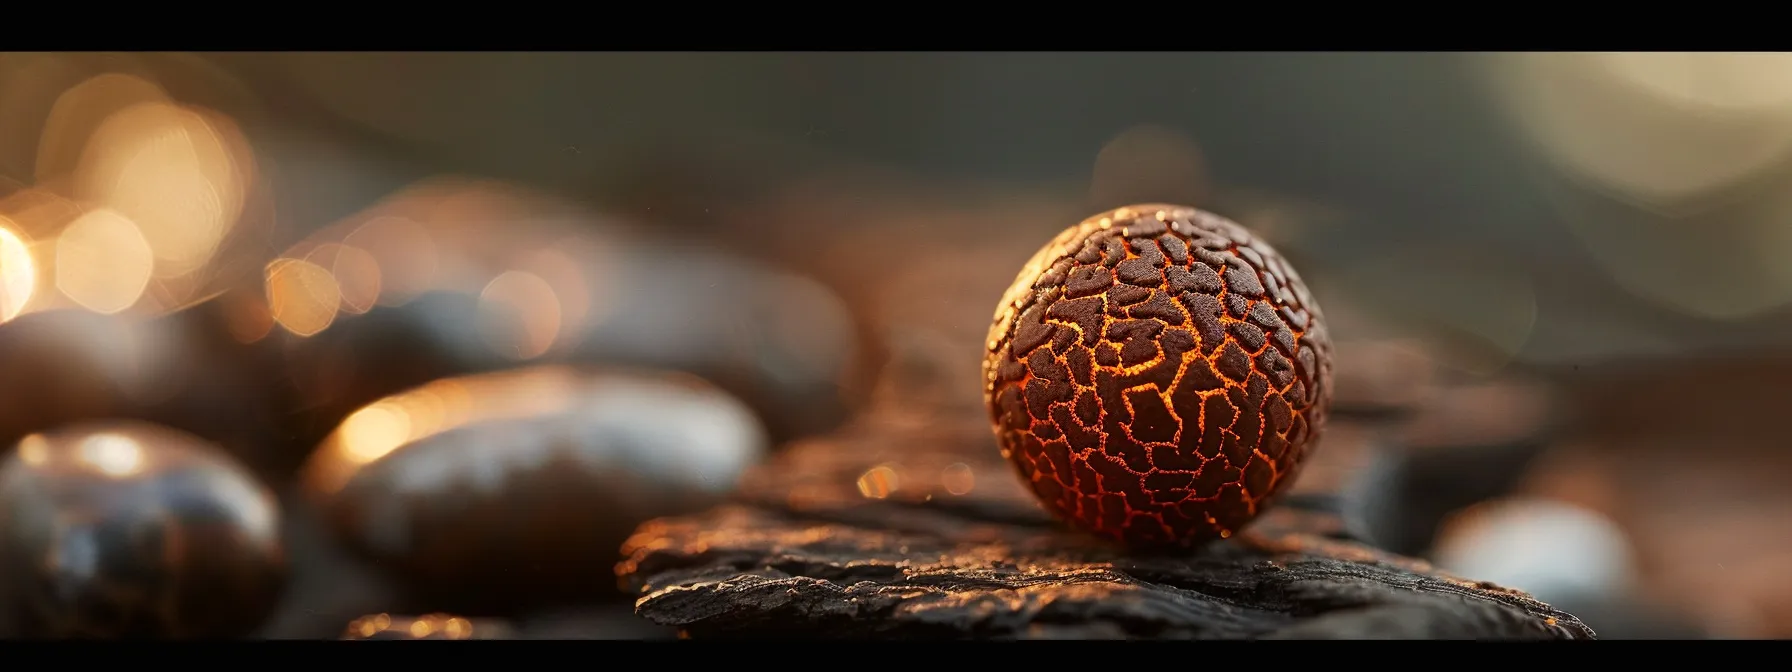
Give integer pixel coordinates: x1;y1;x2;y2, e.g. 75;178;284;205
0;421;285;638
983;204;1333;548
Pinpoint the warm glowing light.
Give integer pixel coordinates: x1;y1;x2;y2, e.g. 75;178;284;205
35;73;170;181
0;220;35;322
265;258;341;337
395;389;450;443
74;100;244;279
409;620;434;638
857;465;900;499
342;216;437;306
1593;52;1792;112
336;402;414;467
1485;53;1792;204
443;617;472;639
477;270;561;360
458;368;581;420
941;462;975;496
56;208;153;314
0;188;83;241
77;433;145;478
15;434;50;467
304;368;601;496
347;613;394;639
305;243;381;314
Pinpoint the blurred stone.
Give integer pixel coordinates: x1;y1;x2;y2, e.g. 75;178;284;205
1431;497;1635;607
0;309;286;480
1424;494;1705;640
1537;352;1792;637
692;178;1085;415
272;291;496;452
0;421;285;639
261;200;865;458
565;239;864;446
1339;375;1563;558
300;366;768;614
255;490;402;640
1343;441;1553;560
616;415;1593;640
1521;436;1792;639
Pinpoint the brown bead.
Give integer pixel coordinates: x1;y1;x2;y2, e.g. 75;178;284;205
265;216;861;453
300;366;768;612
0;421;286;638
982;205;1333;549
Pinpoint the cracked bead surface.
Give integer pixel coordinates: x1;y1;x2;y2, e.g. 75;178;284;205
983;204;1333;548
0;421;285;638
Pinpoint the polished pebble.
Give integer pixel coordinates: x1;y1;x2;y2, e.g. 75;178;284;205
301;365;768;612
0;421;285;638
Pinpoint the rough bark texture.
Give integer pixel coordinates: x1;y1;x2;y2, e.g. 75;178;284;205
616;414;1595;640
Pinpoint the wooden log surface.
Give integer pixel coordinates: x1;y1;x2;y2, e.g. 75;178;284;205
616;412;1595;640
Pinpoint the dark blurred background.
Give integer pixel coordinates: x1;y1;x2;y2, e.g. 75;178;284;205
4;52;1791;639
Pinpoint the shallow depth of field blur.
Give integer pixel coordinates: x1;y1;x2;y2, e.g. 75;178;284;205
2;52;1790;639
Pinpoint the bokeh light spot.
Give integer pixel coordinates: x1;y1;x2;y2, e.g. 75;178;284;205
265;258;342;337
34;73;170;182
0;219;36;322
476;270;561;360
857;465;900;499
76;432;146;478
73;101;246;279
55;208;153;314
305;242;382;314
